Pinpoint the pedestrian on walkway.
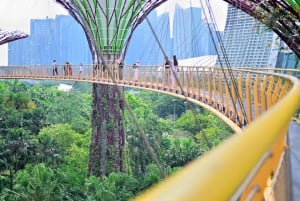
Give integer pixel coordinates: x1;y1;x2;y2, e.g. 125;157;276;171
164;56;171;85
134;60;140;82
118;58;124;80
171;55;178;88
79;63;83;77
53;59;58;76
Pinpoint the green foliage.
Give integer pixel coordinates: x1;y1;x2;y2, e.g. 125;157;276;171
137;91;187;119
175;110;201;134
141;164;162;189
0;81;234;200
30;84;91;133
33;134;63;168
72;82;92;93
8;163;63;201
39;124;80;152
159;136;203;168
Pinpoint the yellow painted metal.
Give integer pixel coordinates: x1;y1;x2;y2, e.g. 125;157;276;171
253;74;260;119
246;72;252;123
230;71;237;120
240;127;287;201
238;71;244;123
162;68;165;89
133;75;300;201
196;68;200;99
260;76;268;113
155;67;158;89
179;68;183;94
143;66;146;86
186;69;190;95
218;70;224;112
168;68;171;91
279;80;290;100
1;66;299;201
150;66;153;88
225;71;230;116
191;69;195;97
202;68;205;99
272;78;282;104
208;68;212;104
267;77;275;109
212;69;217;107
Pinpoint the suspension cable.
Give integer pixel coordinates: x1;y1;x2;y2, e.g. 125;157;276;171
200;0;249;126
141;4;212;149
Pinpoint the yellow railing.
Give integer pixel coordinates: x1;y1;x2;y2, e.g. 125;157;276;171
0;65;299;200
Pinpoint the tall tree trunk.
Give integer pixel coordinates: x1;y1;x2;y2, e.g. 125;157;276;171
88;81;125;177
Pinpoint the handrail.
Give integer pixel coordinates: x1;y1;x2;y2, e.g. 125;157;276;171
0;65;299;200
133;74;300;201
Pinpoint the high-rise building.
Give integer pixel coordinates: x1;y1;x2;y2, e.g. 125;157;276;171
8;6;220;66
125;6;219;65
8;15;92;66
216;5;276;68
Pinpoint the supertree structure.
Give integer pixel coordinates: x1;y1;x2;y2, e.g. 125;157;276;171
0;29;28;45
55;0;299;177
55;0;166;177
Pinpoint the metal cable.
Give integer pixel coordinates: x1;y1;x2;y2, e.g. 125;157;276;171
141;5;213;149
200;0;249;126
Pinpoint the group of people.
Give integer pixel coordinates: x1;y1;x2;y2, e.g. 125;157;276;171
52;60;83;77
52;55;179;86
163;55;179;87
92;59;124;80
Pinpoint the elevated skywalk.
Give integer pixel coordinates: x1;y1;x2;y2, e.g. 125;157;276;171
289;121;300;200
0;65;299;200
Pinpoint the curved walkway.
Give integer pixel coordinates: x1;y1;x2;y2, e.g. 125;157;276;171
0;65;299;200
289;121;300;201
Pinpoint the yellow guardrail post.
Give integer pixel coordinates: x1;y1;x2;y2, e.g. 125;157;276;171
133;72;300;201
225;71;230;116
196;68;200;99
1;66;299;201
272;78;282;104
230;71;236;120
202;68;205;99
253;74;260;119
212;69;217;107
246;72;252;122
267;76;275;109
208;68;212;104
218;70;224;112
238;71;244;124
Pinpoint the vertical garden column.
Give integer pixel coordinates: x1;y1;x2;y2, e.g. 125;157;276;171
56;0;168;177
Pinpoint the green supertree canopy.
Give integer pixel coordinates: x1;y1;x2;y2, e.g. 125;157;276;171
56;0;167;56
57;0;299;57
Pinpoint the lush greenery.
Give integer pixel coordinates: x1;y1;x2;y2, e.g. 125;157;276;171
0;80;233;200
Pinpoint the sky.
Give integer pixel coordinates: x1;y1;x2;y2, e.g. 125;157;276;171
0;0;228;65
157;0;228;38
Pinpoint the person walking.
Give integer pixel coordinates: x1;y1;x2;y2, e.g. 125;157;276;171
134;60;140;82
171;55;178;89
118;58;124;80
164;56;171;85
79;63;83;77
63;62;69;77
67;62;73;77
52;59;58;76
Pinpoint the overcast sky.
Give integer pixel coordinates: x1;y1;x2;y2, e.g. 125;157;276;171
0;0;67;32
0;0;227;65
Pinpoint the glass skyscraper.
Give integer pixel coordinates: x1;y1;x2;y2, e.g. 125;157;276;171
216;5;276;68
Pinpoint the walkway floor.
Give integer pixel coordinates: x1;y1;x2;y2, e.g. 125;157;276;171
289;121;300;201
